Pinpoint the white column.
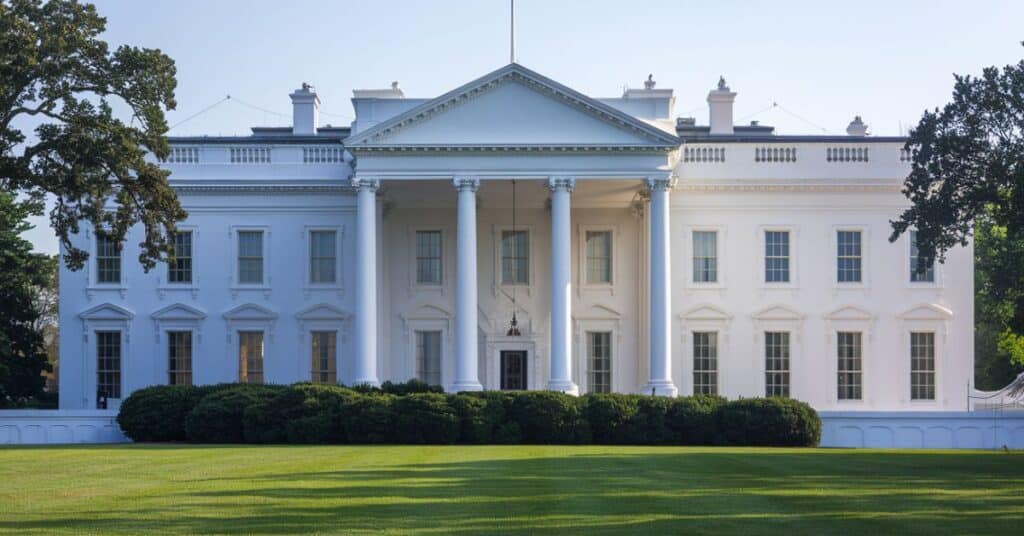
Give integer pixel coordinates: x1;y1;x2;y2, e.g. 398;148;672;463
547;177;579;394
452;177;484;392
352;177;380;386
644;176;678;396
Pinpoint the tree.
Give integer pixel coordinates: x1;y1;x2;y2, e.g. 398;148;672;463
1;0;185;271
891;45;1024;389
0;191;51;402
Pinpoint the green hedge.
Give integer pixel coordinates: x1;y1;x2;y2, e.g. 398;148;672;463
118;383;821;447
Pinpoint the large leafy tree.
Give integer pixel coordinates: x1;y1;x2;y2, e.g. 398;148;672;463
891;45;1024;388
1;0;185;271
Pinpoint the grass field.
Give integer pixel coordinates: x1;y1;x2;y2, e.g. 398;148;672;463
1;445;1022;534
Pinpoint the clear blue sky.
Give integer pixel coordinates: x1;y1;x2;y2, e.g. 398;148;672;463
23;0;1024;252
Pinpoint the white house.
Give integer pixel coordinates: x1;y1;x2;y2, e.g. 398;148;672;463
58;63;974;415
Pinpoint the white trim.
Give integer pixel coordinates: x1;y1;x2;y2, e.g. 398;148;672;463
157;225;200;298
302;224;345;295
831;225;869;289
492;224;535;297
679;306;732;396
757;225;799;290
407;225;450;294
577;224;618;293
229;225;272;296
684;225;727;290
824;308;874;406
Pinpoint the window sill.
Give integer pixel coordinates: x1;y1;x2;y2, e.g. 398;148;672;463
686;281;725;290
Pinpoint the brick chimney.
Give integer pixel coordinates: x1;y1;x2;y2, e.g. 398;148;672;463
707;76;737;135
290;82;320;135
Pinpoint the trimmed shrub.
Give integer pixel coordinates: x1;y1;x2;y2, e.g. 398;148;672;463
184;384;282;443
714;397;821;447
507;391;589;444
392;393;460;444
341;394;397;443
667;395;727;445
630;396;675;444
242;383;358;443
582;393;640;444
117;385;202;442
347;379;444;396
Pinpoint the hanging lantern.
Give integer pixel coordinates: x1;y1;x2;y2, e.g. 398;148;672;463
506;179;521;337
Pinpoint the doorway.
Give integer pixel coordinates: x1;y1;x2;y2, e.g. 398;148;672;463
500;350;528;390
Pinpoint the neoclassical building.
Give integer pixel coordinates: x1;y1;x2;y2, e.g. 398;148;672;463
58;63;973;412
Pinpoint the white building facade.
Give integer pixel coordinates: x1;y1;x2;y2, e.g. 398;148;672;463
58;64;974;414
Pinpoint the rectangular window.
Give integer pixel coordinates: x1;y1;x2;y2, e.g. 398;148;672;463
837;331;862;400
585;231;612;284
237;231;264;284
415;230;443;284
96;234;121;284
168;231;193;284
910;231;935;282
692;331;718;395
168;331;193;386
837;230;863;283
764;231;790;283
765;331;790;397
910;332;936;400
309;230;337;284
588;331;612;393
311;331;337;384
96;331;121;404
692;231;718;283
415;330;442;386
238;331;264;384
501;230;529;284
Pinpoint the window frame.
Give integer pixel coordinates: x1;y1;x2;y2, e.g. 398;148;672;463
415;229;444;286
764;330;791;398
578;224;617;289
494;224;534;291
166;230;195;285
692;330;719;396
909;331;937;402
231;226;271;290
167;329;194;386
575;318;620;394
907;230;940;287
90;230;126;290
690;229;720;286
304;226;343;289
310;330;338;385
238;330;266;385
95;329;123;405
835;331;863;401
832;225;869;288
586;330;613;394
759;226;798;288
414;329;444;387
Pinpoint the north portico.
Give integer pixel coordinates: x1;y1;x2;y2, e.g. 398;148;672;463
344;63;682;395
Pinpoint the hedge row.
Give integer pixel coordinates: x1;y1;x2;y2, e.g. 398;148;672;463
117;382;821;446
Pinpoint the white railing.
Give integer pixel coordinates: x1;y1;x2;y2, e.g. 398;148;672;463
826;147;869;162
229;147;271;164
163;146;199;164
683;146;726;163
754;146;797;163
302;147;345;163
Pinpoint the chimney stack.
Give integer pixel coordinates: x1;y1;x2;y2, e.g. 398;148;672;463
290;82;320;135
707;76;737;135
846;115;868;136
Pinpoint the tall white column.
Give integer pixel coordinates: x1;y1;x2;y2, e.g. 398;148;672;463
452;177;484;392
352;177;380;386
547;177;578;394
644;176;678;396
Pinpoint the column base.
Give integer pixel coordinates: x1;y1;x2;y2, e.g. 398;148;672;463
641;381;678;397
351;378;381;388
547;380;579;396
450;380;484;392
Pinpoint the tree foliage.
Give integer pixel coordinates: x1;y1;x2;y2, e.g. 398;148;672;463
1;0;184;271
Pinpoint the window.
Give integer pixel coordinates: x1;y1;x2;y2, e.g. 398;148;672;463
238;331;264;384
765;331;790;397
415;330;442;386
837;230;862;283
588;331;611;393
837;331;862;400
692;231;718;283
311;331;337;384
96;234;121;284
237;231;264;284
910;332;936;400
764;231;790;283
168;331;193;386
910;231;935;283
168;231;193;284
501;230;529;284
692;331;719;395
96;331;121;404
309;230;337;284
415;230;442;284
585;231;612;284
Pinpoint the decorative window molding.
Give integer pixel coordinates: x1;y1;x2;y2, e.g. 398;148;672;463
758;226;799;289
407;225;450;294
85;228;127;298
78;303;134;409
229;226;271;297
824;305;874;405
906;230;942;288
685;226;726;289
303;225;345;295
573;304;622;395
896;303;952;405
158;226;200;298
679;303;732;396
223;303;278;344
399;304;452;388
832;225;869;289
577;224;618;294
150;303;206;344
492;224;535;298
296;303;350;384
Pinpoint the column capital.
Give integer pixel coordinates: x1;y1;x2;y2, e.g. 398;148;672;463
351;177;380;191
547;176;575;193
644;175;677;192
453;177;480;192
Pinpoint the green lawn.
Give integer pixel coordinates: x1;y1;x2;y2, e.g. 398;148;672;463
0;445;1021;534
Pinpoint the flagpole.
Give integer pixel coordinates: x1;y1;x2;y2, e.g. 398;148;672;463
510;0;516;63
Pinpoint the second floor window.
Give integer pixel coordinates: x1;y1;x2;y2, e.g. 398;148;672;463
96;234;121;284
910;231;935;282
237;231;264;284
764;231;790;283
585;231;612;284
309;230;337;284
168;231;193;284
501;230;529;284
416;230;442;284
692;231;718;283
837;230;862;283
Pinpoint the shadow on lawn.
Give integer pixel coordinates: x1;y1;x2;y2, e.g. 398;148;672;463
4;448;1023;535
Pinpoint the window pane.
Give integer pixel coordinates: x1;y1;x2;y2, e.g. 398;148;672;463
168;331;193;386
837;331;862;400
910;231;935;282
168;231;193;284
239;331;264;384
588;331;611;393
765;331;790;397
837;231;862;283
501;230;529;284
693;331;718;395
585;231;612;284
96;331;121;405
910;332;935;400
311;331;337;384
764;231;790;283
310;231;337;284
415;230;442;284
96;235;121;284
415;331;442;386
238;231;264;284
692;231;718;283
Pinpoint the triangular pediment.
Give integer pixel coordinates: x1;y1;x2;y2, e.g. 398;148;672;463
897;303;953;320
296;303;350;321
752;304;804;321
151;303;207;322
680;304;733;321
345;64;679;150
223;303;278;321
79;303;134;321
824;305;873;321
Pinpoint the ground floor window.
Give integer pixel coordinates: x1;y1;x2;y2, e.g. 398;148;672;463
415;330;442;386
311;330;337;384
837;331;862;400
910;332;935;400
168;331;193;386
765;331;790;397
587;331;611;393
96;331;121;405
693;331;718;395
239;331;264;384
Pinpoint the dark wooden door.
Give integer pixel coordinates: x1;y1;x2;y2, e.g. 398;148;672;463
500;350;528;390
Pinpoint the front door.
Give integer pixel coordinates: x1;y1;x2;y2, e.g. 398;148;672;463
500;350;528;390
